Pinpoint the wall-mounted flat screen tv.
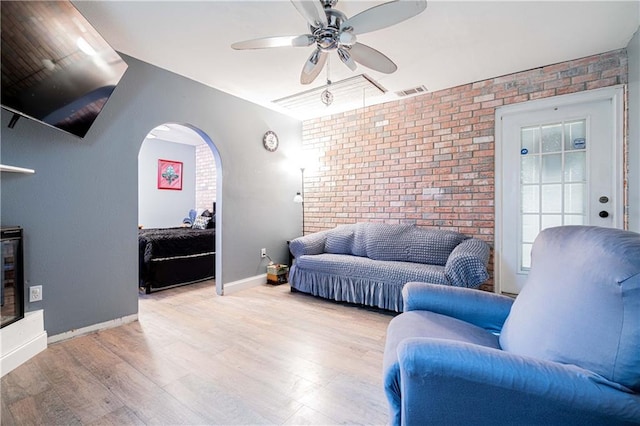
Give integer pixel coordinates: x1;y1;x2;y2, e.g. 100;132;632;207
1;1;128;138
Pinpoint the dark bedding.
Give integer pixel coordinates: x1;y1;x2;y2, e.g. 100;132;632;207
138;227;215;293
139;227;215;262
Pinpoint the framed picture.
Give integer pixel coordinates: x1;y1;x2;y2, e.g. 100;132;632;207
157;159;183;190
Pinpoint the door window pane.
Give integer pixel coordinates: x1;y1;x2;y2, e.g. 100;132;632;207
541;184;562;213
522;214;539;243
521;127;540;154
564;120;586;151
541;154;562;183
541;215;562;230
521;156;539;184
521;243;533;269
542;124;562;152
522;186;539;213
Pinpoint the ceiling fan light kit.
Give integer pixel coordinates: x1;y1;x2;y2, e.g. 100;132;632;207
231;0;428;85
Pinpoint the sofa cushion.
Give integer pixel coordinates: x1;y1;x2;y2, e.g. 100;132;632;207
365;223;468;266
325;225;356;255
365;223;414;262
500;226;640;392
408;228;469;266
351;222;370;257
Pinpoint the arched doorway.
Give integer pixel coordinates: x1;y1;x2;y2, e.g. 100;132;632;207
137;123;223;296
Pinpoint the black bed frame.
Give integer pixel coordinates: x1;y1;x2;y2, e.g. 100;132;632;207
142;252;215;294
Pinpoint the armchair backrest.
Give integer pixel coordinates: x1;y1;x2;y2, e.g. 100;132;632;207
500;226;640;392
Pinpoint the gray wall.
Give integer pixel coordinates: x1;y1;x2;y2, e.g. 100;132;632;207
628;28;640;232
0;55;302;336
138;139;195;228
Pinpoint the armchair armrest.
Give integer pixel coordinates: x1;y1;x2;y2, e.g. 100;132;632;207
288;231;329;257
398;339;640;426
402;282;513;333
444;238;490;288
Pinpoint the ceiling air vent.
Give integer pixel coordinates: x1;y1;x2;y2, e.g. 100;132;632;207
396;85;428;97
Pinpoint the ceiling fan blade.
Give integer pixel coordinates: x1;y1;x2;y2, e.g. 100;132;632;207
301;49;328;85
349;43;397;73
291;0;328;28
341;0;427;35
337;48;357;71
231;34;314;50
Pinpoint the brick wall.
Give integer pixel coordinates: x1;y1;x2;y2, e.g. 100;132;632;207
301;49;628;291
195;143;217;212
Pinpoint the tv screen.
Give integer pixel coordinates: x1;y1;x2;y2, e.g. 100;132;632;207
1;1;127;138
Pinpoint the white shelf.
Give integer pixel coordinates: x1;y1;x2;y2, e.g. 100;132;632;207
0;164;35;174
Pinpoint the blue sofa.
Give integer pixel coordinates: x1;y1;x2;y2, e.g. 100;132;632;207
288;222;490;312
383;226;640;425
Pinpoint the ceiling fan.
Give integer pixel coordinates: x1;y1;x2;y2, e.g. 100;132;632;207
231;0;428;85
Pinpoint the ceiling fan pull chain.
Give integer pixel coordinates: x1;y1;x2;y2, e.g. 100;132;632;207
321;56;334;106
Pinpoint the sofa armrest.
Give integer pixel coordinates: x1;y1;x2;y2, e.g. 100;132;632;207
397;339;640;426
289;231;329;257
444;238;490;288
402;282;513;333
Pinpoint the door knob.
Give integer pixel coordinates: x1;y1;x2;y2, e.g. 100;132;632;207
599;196;609;204
599;211;609;218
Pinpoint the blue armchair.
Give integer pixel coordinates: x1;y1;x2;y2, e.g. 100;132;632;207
383;226;640;425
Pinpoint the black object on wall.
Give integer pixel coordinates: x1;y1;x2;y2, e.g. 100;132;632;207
1;227;24;329
1;1;127;138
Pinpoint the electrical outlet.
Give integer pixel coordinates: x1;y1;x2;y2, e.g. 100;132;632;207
260;248;267;258
29;285;43;302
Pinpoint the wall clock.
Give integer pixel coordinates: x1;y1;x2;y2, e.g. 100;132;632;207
263;130;279;152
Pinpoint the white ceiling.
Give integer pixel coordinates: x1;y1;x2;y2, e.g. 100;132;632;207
73;0;639;144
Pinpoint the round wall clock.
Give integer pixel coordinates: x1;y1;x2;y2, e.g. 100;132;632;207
263;130;279;152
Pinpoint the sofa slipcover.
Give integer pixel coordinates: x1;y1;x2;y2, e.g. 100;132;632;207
288;222;490;311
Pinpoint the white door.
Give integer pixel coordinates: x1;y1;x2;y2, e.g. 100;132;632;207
496;87;623;295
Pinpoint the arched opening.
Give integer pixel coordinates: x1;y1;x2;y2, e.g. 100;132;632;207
137;123;223;296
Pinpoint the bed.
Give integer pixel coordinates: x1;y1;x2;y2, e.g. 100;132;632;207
138;225;215;294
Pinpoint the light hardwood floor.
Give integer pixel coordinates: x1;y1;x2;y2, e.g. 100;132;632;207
1;281;396;425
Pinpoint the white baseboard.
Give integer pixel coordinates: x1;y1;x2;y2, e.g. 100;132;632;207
47;313;138;344
1;310;47;377
223;274;267;295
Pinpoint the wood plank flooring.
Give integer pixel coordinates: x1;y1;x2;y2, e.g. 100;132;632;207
1;281;396;425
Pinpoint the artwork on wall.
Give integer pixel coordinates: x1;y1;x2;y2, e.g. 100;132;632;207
157;159;183;190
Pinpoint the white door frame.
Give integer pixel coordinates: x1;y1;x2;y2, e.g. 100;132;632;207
494;85;624;294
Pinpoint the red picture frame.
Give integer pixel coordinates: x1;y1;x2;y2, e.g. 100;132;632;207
157;159;183;190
